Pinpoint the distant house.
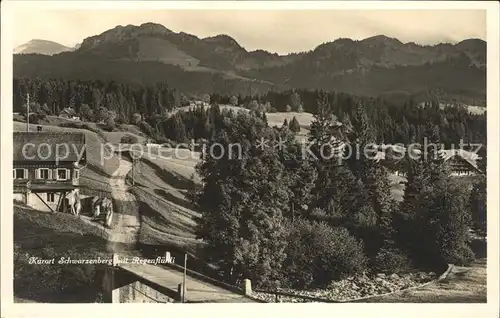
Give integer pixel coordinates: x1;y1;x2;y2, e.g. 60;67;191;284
13;132;87;213
440;149;483;176
59;107;77;119
194;100;208;107
372;145;483;177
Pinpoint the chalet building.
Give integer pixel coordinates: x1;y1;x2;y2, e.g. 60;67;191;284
13;132;86;213
440;149;483;176
373;145;483;177
59;107;79;120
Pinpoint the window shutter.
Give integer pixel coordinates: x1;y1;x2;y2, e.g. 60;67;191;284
35;169;40;179
54;169;58;180
23;169;28;179
48;169;53;180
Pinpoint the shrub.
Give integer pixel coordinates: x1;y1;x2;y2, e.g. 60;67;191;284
120;134;139;144
27;113;46;124
105;118;116;132
441;244;475;266
131;113;142;125
373;246;413;274
138;120;155;136
282;219;367;288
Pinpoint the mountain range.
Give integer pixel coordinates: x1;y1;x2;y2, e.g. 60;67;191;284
13;22;487;105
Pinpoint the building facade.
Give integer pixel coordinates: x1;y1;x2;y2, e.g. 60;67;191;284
13;132;87;212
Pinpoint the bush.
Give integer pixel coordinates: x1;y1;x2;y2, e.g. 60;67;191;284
441;244;475;266
120;134;140;144
28;113;46;124
105;118;116;132
131;113;142;125
282;219;367;288
373;246;413;274
138;120;155;136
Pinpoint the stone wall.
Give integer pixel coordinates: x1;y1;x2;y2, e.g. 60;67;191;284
118;281;175;303
101;267;177;303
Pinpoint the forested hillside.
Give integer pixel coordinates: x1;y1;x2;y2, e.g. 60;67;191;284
14;23;486;105
14;77;486;148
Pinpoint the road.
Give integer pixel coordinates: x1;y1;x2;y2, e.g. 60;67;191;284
107;159;140;249
119;263;258;303
82;157;255;302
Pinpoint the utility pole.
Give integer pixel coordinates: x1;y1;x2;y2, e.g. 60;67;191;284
131;157;135;187
26;93;30;132
183;253;187;303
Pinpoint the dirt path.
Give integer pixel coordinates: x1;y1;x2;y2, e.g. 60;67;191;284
107;159;140;248
80;159;140;251
363;258;487;303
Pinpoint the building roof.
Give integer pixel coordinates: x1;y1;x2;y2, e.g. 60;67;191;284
59;107;77;116
372;144;482;173
13;132;86;163
439;149;482;173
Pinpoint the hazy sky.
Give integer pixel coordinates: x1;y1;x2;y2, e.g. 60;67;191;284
12;9;486;54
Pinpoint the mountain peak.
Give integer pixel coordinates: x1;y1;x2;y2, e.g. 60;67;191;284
203;34;242;48
138;22;172;33
28;39;56;44
455;38;486;50
14;39;72;55
79;22;173;51
362;35;403;46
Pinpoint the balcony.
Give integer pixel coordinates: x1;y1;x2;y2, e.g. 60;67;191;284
13;179;79;192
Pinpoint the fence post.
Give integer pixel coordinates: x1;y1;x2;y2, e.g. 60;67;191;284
243;279;252;296
112;253;119;267
183;253;187;300
178;283;185;303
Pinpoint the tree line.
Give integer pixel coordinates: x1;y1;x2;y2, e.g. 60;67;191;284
14;78;485;149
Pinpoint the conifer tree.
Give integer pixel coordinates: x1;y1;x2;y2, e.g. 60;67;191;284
195;112;290;287
261;111;268;125
470;176;486;237
307;93;368;223
282;118;289;128
289;116;301;133
169;113;187;142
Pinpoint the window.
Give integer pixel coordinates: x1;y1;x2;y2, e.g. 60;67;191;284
37;168;51;180
13;169;26;179
56;169;69;181
47;193;55;203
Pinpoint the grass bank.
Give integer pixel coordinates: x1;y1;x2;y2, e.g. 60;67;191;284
14;205;111;303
